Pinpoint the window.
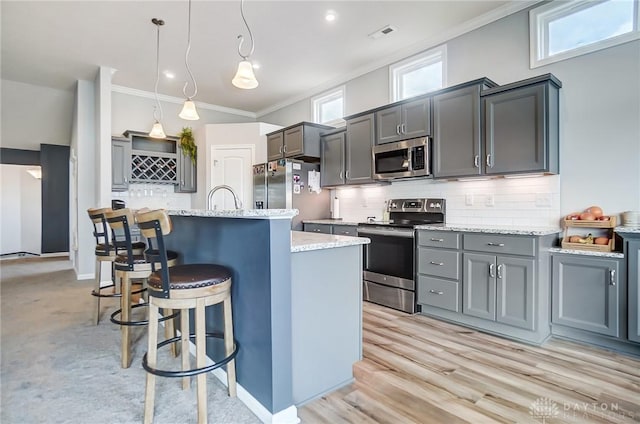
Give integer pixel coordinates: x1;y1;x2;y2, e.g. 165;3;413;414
530;0;640;68
312;86;345;125
389;45;446;102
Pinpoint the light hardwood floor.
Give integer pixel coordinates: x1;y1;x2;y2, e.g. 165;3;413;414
298;302;640;424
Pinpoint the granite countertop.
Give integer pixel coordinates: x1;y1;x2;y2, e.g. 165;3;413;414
615;226;640;234
291;231;370;253
168;209;298;219
548;247;625;259
303;219;361;226
415;224;562;236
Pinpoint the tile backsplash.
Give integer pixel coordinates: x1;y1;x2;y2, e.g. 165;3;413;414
332;175;561;227
111;183;191;210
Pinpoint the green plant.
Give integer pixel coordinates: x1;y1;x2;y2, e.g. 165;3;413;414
179;127;197;165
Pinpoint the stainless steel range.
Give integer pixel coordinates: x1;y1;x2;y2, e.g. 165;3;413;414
357;198;445;313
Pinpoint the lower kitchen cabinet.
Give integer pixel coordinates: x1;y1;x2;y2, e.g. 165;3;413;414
627;238;640;343
304;223;332;234
552;254;622;338
303;222;358;236
416;229;554;344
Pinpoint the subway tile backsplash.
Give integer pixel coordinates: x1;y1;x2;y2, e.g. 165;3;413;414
332;175;561;227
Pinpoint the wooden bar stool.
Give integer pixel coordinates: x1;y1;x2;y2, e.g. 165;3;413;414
137;209;238;424
87;207;144;325
105;208;178;368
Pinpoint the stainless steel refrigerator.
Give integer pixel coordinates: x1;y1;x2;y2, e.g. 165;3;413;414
253;159;330;230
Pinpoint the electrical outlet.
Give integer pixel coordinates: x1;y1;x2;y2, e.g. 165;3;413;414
465;194;474;206
485;194;494;207
535;193;552;207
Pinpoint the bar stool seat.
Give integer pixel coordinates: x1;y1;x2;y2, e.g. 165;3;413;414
137;209;237;424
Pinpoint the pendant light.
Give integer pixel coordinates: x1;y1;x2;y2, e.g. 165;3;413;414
232;0;258;89
149;18;167;139
179;0;200;120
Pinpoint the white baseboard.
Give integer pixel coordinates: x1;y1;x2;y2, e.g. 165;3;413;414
77;273;94;280
177;328;300;424
41;252;70;258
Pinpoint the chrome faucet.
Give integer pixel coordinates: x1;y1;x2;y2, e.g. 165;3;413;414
207;185;243;210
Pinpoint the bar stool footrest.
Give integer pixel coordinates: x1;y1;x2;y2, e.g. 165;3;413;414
142;332;239;378
92;283;146;298
110;304;180;326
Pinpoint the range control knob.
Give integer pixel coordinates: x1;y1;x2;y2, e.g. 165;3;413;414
429;203;435;208
435;202;441;208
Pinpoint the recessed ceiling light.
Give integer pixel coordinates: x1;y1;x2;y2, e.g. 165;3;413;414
163;70;175;79
325;10;337;22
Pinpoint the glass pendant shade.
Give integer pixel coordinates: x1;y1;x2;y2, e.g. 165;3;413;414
232;60;259;89
179;99;200;120
149;121;167;138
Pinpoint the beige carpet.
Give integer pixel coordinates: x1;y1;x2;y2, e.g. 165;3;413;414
0;257;260;424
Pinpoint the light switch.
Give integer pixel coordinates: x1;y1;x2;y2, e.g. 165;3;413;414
485;194;494;207
465;194;474;206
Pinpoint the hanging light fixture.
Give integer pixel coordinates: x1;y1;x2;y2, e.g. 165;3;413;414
149;18;167;139
232;0;258;89
179;0;200;120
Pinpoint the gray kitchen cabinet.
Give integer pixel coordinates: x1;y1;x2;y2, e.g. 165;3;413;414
112;137;131;192
416;230;462;314
304;223;332;234
320;129;346;187
175;149;196;193
463;252;496;321
552;254;621;338
376;97;431;145
482;74;560;176
432;80;495;178
627;238;640;343
266;122;333;162
345;113;375;184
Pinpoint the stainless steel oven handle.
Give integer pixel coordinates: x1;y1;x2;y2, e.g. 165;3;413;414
357;227;414;238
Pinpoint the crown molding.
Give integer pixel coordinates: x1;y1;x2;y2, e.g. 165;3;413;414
255;0;540;118
111;85;257;119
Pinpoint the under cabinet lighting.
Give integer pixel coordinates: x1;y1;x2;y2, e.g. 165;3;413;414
503;173;545;179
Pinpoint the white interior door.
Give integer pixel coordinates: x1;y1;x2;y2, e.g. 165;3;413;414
210;146;254;210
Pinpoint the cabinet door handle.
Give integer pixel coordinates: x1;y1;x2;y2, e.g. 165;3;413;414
279;146;283;154
124;176;128;183
497;264;504;279
396;124;401;135
486;154;493;168
283;145;287;153
474;155;480;168
609;269;616;286
489;263;496;278
487;242;505;247
430;261;444;266
430;238;444;242
346;170;350;180
429;289;444;295
401;123;406;134
339;171;343;180
181;179;184;186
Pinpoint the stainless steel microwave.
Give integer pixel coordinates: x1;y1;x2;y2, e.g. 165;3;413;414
372;137;430;180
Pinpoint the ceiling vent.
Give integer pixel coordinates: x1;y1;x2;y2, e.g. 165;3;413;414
368;25;398;40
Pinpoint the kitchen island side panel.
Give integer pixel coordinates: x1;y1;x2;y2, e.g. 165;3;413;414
163;215;293;414
291;245;363;405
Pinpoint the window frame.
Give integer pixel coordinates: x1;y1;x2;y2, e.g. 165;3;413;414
529;0;640;69
389;45;447;103
311;86;346;126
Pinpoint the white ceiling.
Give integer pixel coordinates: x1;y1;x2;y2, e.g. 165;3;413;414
2;1;528;115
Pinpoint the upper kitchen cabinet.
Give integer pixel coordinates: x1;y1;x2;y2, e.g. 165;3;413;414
432;78;497;178
345;113;376;184
376;97;431;145
266;122;334;162
112;137;131;192
482;74;561;176
175;148;196;193
320;128;346;187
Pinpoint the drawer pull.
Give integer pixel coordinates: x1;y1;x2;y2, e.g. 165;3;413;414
430;238;444;242
609;269;616;286
497;264;504;279
429;289;444;295
487;242;505;247
430;261;444;266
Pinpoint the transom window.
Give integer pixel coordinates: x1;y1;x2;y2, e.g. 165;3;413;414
312;86;345;126
390;46;446;102
530;0;640;68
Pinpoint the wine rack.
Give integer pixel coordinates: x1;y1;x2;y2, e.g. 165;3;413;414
130;152;177;184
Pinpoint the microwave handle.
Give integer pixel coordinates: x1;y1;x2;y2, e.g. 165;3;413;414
407;148;413;170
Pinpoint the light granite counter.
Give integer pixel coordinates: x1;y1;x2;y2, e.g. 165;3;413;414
548;247;624;259
415;223;561;236
291;230;369;253
168;208;298;219
616;226;640;234
303;219;362;226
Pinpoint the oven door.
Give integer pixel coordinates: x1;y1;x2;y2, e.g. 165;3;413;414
357;226;415;290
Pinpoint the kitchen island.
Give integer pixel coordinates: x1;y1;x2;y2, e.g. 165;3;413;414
164;210;369;423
